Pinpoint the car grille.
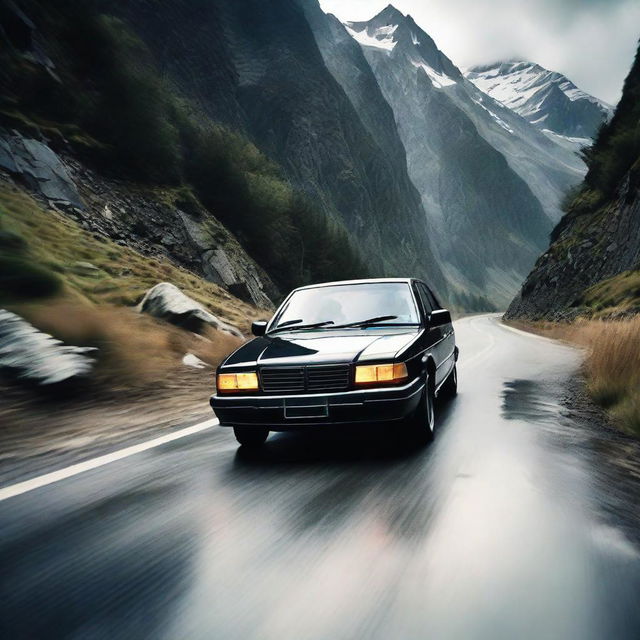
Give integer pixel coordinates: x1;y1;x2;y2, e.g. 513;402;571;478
260;365;351;394
260;367;305;393
307;365;351;392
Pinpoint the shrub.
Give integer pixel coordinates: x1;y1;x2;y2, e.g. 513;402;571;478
562;43;639;214
174;186;203;219
79;16;182;183
179;116;369;290
589;129;639;195
0;255;62;301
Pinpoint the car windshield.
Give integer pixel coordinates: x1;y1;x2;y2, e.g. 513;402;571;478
270;282;420;331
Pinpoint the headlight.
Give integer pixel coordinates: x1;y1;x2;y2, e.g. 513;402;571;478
217;371;259;393
355;362;408;386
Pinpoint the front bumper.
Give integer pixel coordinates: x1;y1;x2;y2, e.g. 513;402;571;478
210;377;424;430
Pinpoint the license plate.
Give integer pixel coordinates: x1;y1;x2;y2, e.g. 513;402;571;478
284;399;328;419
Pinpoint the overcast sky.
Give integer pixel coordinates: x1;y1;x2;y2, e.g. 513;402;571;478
318;0;639;105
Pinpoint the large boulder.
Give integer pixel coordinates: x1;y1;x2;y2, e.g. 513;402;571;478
0;130;84;208
138;283;243;338
177;211;275;308
0;309;95;385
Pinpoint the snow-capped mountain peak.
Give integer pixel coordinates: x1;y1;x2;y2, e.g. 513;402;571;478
345;5;459;87
343;22;398;53
465;60;613;138
344;5;406;55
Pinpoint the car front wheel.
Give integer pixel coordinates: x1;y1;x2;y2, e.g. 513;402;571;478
233;426;269;448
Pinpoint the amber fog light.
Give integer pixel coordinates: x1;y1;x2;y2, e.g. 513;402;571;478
217;372;259;393
355;362;408;386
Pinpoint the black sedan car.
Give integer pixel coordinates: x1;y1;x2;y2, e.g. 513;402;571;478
210;278;458;447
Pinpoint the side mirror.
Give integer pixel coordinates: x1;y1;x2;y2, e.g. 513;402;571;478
429;309;451;327
251;320;268;336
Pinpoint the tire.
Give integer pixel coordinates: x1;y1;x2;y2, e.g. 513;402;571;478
405;374;435;444
233;426;269;448
440;364;458;400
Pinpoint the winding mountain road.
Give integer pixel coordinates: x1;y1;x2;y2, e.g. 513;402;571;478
1;315;639;639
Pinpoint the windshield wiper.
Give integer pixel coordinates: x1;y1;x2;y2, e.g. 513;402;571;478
333;315;400;328
273;318;304;329
269;320;335;334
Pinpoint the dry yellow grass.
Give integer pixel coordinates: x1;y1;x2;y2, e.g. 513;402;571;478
577;318;640;435
12;301;243;392
0;183;252;395
509;317;640;436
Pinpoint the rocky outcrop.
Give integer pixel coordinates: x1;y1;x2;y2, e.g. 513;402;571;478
176;212;273;308
0;309;95;385
0;130;83;208
138;283;244;337
505;172;640;320
0;129;277;309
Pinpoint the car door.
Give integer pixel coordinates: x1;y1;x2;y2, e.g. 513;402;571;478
422;283;455;386
413;282;441;386
416;282;453;387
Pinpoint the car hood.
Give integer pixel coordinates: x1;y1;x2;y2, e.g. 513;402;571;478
222;328;421;368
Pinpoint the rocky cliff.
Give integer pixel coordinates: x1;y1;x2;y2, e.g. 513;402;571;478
506;43;640;320
1;0;603;312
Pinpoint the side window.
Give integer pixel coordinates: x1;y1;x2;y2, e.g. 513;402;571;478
411;284;427;320
423;285;440;310
417;284;434;315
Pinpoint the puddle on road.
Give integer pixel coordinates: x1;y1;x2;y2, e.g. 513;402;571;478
501;379;564;424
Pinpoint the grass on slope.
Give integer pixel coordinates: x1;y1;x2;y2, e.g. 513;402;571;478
0;184;253;391
0;184;258;328
579;317;640;435
579;269;640;317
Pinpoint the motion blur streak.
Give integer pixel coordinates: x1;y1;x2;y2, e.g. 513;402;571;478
0;419;219;502
1;316;639;639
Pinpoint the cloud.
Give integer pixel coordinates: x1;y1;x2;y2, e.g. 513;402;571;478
318;0;640;104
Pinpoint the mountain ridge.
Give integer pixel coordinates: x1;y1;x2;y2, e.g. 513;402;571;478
333;3;585;306
465;60;613;140
0;0;609;313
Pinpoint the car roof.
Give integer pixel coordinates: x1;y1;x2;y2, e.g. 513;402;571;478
293;278;416;292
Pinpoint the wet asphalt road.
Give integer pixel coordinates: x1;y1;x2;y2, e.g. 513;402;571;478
1;315;640;640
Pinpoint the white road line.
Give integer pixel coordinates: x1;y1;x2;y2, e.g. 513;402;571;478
456;315;497;371
0;418;220;503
